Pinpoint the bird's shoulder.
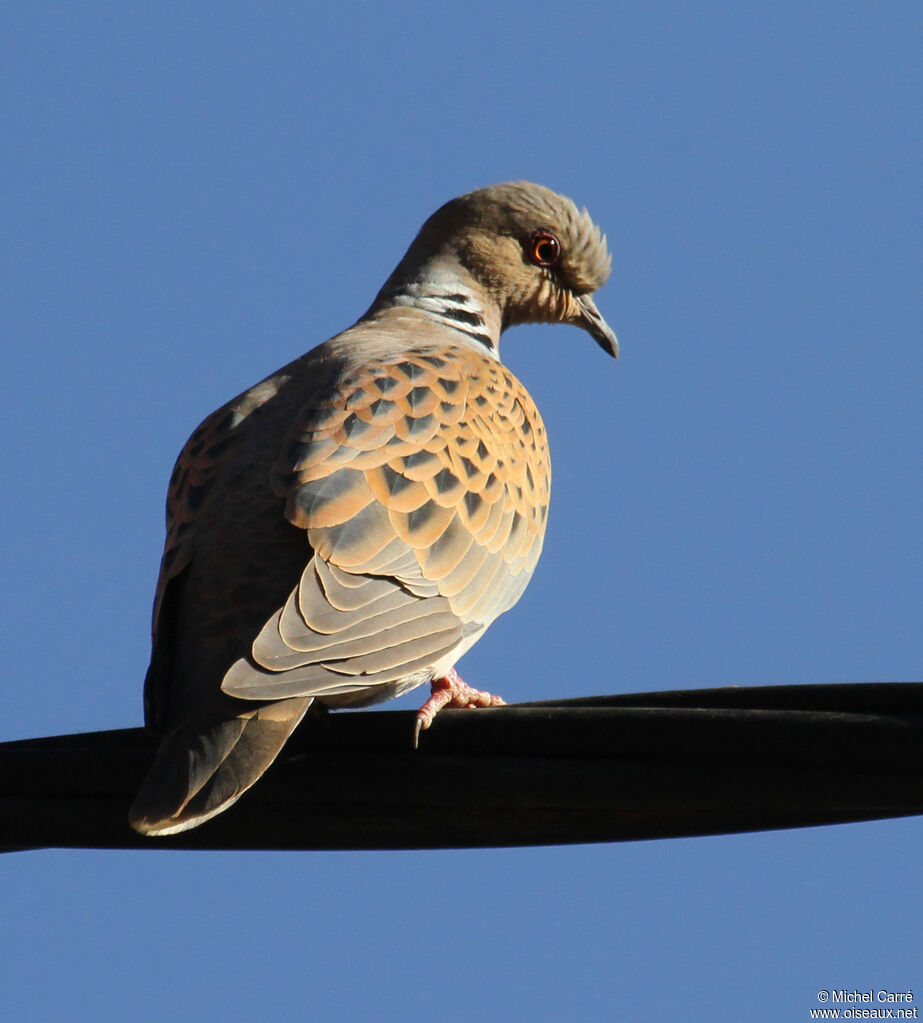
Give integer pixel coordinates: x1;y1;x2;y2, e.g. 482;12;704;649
271;318;550;537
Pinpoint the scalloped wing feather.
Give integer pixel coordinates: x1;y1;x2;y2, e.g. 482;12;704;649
220;342;550;703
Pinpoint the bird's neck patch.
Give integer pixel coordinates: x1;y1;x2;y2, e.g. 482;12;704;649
384;276;499;358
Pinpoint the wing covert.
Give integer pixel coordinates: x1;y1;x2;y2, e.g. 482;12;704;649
221;344;551;702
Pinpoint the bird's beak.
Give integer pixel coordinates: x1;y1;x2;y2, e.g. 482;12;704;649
574;294;619;358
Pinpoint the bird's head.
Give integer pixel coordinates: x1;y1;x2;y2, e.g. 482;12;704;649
376;181;618;358
417;181;618;357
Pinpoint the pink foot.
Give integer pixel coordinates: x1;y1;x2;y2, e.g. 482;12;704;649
413;669;506;748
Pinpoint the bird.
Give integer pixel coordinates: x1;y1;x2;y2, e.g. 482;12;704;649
129;181;618;836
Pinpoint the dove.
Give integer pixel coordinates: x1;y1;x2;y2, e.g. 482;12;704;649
129;181;618;836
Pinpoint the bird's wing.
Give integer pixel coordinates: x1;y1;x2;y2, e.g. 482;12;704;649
151;376;290;632
142;375;291;729
221;343;551;702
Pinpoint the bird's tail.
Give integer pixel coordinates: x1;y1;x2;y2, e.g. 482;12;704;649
129;696;312;836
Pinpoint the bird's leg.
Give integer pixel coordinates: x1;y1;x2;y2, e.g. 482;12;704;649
413;668;506;748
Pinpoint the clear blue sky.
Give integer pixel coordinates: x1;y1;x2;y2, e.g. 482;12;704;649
3;4;921;1020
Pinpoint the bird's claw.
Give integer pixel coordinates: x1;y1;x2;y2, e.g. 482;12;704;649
413;669;506;748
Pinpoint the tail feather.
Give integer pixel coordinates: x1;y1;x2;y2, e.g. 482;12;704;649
129;696;312;836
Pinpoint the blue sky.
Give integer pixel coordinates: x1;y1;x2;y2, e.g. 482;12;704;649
2;3;921;1020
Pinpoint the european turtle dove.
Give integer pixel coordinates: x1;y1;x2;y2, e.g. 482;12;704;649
129;181;618;836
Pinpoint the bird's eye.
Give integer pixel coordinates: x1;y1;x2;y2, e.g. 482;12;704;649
526;230;562;268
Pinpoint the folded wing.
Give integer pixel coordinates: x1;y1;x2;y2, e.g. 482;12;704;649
221;344;551;703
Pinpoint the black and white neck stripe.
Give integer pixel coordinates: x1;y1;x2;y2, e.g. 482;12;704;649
388;281;497;355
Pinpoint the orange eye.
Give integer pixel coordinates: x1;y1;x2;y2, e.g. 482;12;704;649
527;230;562;268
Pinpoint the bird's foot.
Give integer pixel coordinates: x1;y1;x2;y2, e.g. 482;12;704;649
413;669;506;748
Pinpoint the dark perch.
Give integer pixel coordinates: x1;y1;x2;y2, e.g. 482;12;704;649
2;682;922;852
